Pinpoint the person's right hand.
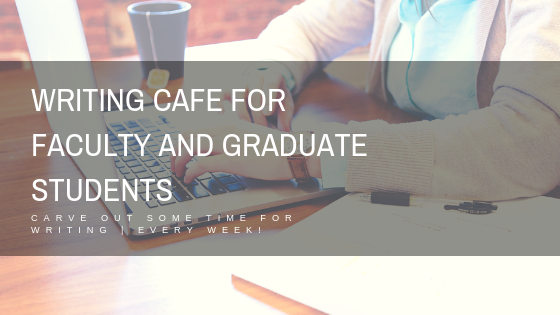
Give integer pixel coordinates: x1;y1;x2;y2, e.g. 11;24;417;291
221;67;295;132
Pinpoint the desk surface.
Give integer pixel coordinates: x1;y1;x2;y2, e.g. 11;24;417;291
0;48;417;314
1;43;559;314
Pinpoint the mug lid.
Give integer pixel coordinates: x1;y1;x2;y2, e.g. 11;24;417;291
128;1;191;16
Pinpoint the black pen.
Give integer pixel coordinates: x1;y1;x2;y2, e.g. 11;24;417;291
359;192;497;214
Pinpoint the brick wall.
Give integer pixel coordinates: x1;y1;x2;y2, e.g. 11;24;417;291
0;0;303;60
0;0;27;53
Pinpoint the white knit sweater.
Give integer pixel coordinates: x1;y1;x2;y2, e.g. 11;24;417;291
257;0;560;200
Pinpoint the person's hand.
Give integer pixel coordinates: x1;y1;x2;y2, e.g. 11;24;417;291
221;67;295;132
170;122;321;184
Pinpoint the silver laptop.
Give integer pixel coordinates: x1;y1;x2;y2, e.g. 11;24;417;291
16;0;342;236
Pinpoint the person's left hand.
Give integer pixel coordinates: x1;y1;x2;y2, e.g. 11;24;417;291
170;122;321;184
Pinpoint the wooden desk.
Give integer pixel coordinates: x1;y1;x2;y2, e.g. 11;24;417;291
1;57;558;313
0;57;417;313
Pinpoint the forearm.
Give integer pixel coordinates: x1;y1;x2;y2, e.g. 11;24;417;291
345;87;560;200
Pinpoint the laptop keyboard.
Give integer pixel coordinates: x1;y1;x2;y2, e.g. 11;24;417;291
107;115;245;209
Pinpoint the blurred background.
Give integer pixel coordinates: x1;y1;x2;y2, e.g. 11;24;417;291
0;0;303;60
0;0;369;61
0;0;369;88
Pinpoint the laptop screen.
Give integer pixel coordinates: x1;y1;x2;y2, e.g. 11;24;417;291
16;0;130;234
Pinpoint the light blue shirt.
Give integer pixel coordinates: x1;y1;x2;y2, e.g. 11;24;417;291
386;0;479;120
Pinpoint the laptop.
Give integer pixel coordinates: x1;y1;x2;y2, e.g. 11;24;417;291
16;0;343;236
